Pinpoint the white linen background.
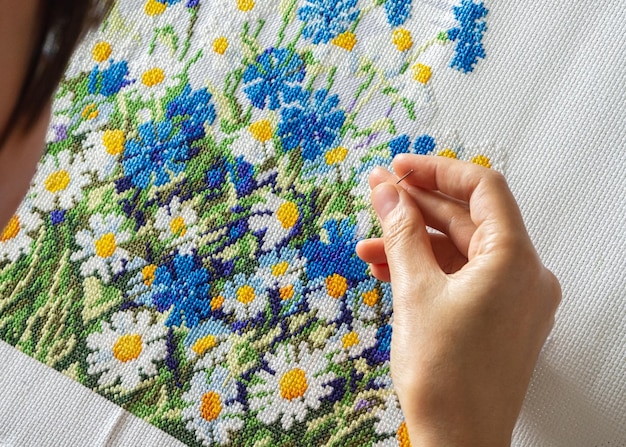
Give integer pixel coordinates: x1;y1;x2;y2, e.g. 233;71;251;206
1;0;624;445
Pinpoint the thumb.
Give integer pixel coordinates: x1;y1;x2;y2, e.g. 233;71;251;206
371;183;442;294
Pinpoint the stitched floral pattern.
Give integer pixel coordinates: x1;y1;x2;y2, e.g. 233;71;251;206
0;1;494;445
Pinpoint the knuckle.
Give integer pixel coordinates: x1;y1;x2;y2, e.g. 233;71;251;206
485;169;508;186
382;208;414;250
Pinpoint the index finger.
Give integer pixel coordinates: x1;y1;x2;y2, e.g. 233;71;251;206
392;154;525;230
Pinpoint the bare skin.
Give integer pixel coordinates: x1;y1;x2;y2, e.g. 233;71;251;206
357;154;561;446
0;0;51;229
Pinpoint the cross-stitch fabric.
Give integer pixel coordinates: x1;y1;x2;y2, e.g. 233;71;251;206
0;1;499;446
2;1;625;446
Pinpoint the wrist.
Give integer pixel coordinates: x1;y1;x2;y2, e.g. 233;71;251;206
398;392;514;447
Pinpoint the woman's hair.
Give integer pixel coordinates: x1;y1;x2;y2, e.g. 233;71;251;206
1;0;113;145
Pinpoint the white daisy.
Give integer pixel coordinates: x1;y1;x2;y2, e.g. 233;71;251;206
196;0;277;45
86;310;167;391
83;128;127;181
353;8;412;78
0;201;42;263
301;135;367;185
199;0;281;104
258;247;307;314
70;213;131;283
64;30;103;79
329;317;378;363
387;66;437;125
72;94;115;135
184;318;231;364
127;44;185;102
248;193;300;251
30;150;91;212
257;247;306;289
153;196;199;255
355;1;452;80
125;257;166;306
347;278;393;322
182;366;245;446
221;273;269;321
187;7;245;93
301;33;359;76
249;342;335;430
117;0;193;50
305;273;350;322
373;393;411;447
227;113;277;166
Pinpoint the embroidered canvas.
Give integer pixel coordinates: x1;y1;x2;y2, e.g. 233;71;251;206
0;1;497;445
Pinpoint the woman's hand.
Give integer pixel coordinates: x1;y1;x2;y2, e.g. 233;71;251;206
356;154;561;446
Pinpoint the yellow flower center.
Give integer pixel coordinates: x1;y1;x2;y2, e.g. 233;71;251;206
212;36;229;55
142;264;158;287
102;129;126;156
342;331;360;349
438;148;457;159
397;421;412;447
362;289;380;307
92;41;112;63
325;146;348;165
45;170;71;193
249;119;273;143
1;216;20;242
276;201;299;229
112;334;143;363
279;368;308;401
412;63;432;84
392;28;413;52
82;103;100;120
169;216;187;237
211;295;225;311
200;391;223;422
279;285;295;301
271;261;289;277
142;67;165;87
144;0;167;16
236;0;254;11
326;274;348;299
236;285;256;305
471;154;492;168
192;335;217;355
332;31;357;51
95;233;117;259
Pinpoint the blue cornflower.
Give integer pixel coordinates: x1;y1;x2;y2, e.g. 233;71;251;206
375;324;392;361
122;121;191;188
448;0;488;73
388;133;436;158
302;219;368;282
227;156;256;197
389;134;412;158
166;84;216;141
298;0;359;44
278;88;346;161
87;60;132;97
413;134;436;154
243;48;305;110
384;0;412;27
152;255;211;328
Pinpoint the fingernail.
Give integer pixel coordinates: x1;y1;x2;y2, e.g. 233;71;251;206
372;183;399;220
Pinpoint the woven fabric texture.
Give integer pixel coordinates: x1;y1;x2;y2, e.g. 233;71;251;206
0;1;499;446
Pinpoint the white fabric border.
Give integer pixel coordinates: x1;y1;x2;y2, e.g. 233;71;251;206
1;0;625;445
